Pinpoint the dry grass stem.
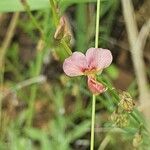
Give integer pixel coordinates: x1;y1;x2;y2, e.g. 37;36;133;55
121;0;150;123
0;12;19;69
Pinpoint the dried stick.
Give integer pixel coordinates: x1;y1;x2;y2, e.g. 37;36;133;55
121;0;150;122
0;14;2;24
0;13;19;69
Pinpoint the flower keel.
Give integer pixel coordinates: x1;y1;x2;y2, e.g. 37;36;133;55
87;76;106;95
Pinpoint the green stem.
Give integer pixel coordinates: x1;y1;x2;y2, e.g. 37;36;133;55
95;0;101;49
21;1;44;39
61;39;72;55
49;0;59;26
27;50;43;126
21;1;45;126
90;95;96;150
20;0;45;126
90;0;101;149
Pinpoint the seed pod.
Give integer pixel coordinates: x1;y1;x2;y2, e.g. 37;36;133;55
54;17;65;40
54;16;73;44
111;111;129;128
119;91;134;113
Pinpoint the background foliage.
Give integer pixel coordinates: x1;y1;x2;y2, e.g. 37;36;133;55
0;0;149;149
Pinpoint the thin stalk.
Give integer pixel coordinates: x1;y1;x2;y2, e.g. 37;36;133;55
61;39;72;55
90;95;96;150
27;48;43;126
49;0;59;26
90;0;101;149
21;0;44;40
0;13;19;138
95;0;101;48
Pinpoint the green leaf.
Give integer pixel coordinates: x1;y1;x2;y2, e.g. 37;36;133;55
0;0;50;12
0;0;97;12
0;0;111;12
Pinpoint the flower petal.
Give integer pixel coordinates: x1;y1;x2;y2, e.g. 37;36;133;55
63;52;87;76
86;48;113;70
87;76;106;95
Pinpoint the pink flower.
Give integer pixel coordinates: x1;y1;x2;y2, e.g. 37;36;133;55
63;48;113;95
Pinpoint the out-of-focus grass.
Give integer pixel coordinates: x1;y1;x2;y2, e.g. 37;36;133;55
0;0;149;150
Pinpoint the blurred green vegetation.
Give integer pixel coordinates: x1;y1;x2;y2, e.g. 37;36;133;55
0;0;149;150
